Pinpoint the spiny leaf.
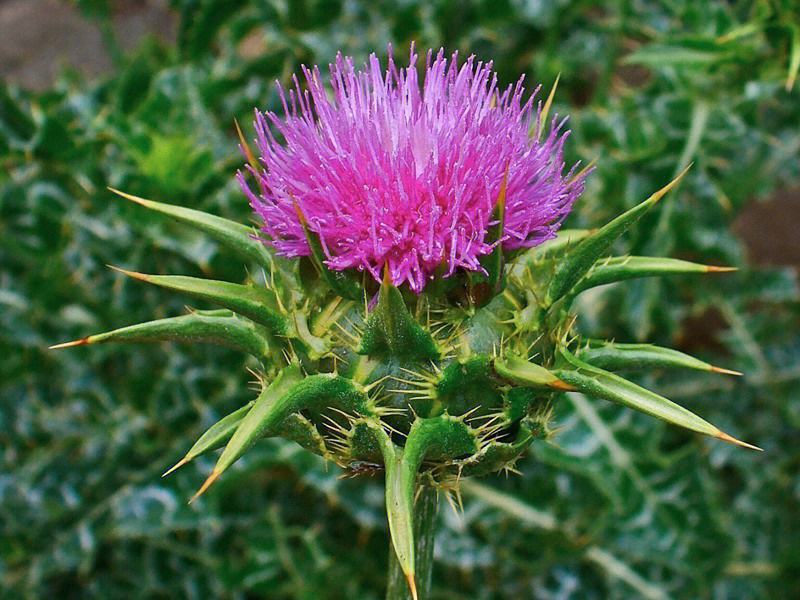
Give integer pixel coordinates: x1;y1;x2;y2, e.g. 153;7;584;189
545;166;691;306
190;364;304;501
577;340;741;375
192;370;372;501
293;201;362;300
570;256;735;295
110;188;273;269
163;401;255;476
493;354;575;391
110;267;287;335
383;416;477;597
50;311;270;357
554;349;760;450
515;229;593;266
359;270;439;361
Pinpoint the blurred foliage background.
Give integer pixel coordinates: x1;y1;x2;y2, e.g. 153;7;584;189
2;0;799;598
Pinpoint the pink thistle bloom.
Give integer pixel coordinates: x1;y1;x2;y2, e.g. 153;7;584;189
239;45;587;292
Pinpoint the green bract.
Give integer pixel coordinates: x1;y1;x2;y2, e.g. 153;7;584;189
53;167;758;599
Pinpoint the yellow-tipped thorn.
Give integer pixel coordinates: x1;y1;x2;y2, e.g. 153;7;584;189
405;571;418;600
108;187;150;207
291;198;309;227
162;457;189;478
650;163;692;205
382;262;392;287
234;118;259;171
549;379;577;392
716;431;762;451
710;365;743;376
705;265;738;273
537;72;560;140
49;337;90;350
496;162;509;213
188;470;220;504
107;265;149;281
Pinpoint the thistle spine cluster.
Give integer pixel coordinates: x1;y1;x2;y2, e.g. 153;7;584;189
54;160;759;599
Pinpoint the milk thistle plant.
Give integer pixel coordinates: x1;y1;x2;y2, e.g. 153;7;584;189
54;46;759;599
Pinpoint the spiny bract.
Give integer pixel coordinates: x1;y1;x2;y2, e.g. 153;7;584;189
53;48;758;600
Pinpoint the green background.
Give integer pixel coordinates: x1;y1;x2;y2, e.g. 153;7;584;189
2;1;798;598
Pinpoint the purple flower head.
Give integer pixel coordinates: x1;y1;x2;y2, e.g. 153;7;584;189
239;45;587;292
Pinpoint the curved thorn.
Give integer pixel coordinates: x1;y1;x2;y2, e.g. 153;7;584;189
406;572;418;600
716;431;762;451
189;469;220;504
653;163;692;204
49;337;90;350
162;457;189;478
108;186;147;206
710;365;743;376
108;265;148;281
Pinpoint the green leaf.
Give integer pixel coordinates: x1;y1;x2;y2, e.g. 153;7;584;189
384;416;477;596
545;167;690;307
527;228;593;260
190;364;304;501
570;256;734;295
359;271;439;362
111;267;287;335
50;311;271;358
493;354;574;391
109;188;274;270
554;350;759;449
163;400;255;476
192;370;371;501
577;340;740;375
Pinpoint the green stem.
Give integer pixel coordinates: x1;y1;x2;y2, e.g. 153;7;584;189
386;485;438;600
